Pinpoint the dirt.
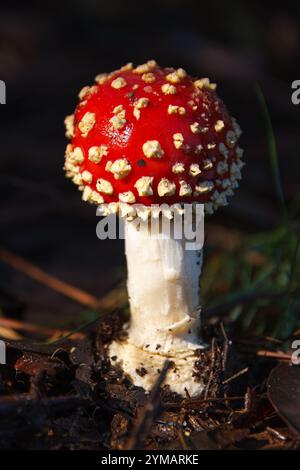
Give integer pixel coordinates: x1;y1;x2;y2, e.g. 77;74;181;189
0;310;298;450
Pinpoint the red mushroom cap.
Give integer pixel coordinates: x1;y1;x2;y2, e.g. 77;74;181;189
64;60;244;214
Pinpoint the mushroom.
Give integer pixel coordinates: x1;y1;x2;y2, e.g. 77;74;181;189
64;61;244;396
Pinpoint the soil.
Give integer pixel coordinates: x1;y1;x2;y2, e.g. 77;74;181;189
0;310;298;450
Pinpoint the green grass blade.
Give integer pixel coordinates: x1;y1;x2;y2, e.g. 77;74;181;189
288;231;300;297
255;83;288;220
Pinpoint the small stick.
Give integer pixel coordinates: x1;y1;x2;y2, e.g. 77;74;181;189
222;367;248;385
0;394;90;415
0;248;98;308
126;360;172;450
220;322;229;371
177;428;189;450
266;426;287;441
257;350;291;360
204;337;216;400
0;317;84;339
265;336;282;345
163;396;246;411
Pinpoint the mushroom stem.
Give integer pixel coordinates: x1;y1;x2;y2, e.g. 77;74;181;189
109;210;206;396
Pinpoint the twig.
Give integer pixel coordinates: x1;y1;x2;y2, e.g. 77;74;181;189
126;360;172;450
0;248;98;308
220;322;229;371
266;426;287;441
0;317;84;340
163;395;257;410
0;394;90;415
194;395;246;404
0;324;22;340
265;336;283;345
95;280;127;311
257;350;291;360
177;428;189;450
222;367;249;385
204;337;216;400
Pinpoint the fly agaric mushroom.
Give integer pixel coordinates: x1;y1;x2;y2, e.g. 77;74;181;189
64;60;244;396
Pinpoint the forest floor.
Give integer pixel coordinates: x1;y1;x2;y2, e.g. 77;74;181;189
0;277;299;450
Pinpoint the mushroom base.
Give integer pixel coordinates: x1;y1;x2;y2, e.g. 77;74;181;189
109;339;206;397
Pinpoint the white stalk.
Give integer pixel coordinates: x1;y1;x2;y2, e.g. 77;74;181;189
109;211;205;396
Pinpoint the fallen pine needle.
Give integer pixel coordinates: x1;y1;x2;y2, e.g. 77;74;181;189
0;325;23;340
0;317;83;338
0;247;98;308
257;350;292;360
222;367;249;385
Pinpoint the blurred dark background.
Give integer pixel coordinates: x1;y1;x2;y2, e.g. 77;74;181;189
0;0;299;328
